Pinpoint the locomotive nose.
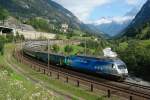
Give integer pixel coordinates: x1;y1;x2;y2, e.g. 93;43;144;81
116;64;128;77
121;73;129;79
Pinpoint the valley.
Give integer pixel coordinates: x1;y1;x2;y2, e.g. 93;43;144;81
0;0;150;99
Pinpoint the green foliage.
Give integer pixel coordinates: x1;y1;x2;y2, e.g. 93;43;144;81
116;40;150;81
0;36;5;55
136;23;150;39
15;32;25;42
27;18;52;32
64;45;73;54
20;34;25;41
66;33;73;39
125;22;150;40
79;38;109;56
0;7;9;21
5;34;14;43
52;44;60;53
55;34;61;40
0;33;25;55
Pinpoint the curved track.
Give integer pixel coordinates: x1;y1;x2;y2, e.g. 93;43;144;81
15;51;150;100
16;41;150;100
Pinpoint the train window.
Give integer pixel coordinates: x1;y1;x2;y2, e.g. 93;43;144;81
95;65;103;70
118;65;126;69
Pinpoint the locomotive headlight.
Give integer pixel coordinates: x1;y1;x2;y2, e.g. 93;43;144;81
112;64;115;69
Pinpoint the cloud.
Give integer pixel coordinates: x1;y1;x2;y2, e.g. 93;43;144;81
53;0;146;23
91;18;113;25
53;0;111;22
88;16;134;25
126;0;138;5
112;16;134;24
126;0;147;6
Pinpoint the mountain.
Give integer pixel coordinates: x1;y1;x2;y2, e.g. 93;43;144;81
95;17;132;37
91;7;140;37
0;0;101;35
123;0;150;39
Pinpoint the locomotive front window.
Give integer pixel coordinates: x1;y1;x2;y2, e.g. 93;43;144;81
118;65;126;69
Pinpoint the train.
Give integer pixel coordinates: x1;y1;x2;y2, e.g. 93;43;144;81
23;48;128;81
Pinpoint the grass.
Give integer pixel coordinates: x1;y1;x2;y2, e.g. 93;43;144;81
0;44;62;100
0;43;121;100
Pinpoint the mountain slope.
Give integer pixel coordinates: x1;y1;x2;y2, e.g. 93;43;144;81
95;18;132;37
0;0;101;35
123;0;150;39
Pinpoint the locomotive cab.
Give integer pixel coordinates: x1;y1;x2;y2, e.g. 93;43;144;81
114;61;128;78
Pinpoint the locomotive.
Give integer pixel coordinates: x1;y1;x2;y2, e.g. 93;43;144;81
23;48;128;81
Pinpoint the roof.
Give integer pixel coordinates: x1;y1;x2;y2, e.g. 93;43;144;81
71;55;119;61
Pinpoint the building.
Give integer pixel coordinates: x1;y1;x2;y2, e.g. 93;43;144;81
17;29;56;39
61;23;68;33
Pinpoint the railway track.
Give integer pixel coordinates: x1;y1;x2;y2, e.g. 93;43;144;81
123;81;150;90
13;49;150;100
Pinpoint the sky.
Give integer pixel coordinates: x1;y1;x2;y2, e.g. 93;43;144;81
53;0;147;24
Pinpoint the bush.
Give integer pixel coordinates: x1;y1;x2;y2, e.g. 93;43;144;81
6;34;14;42
117;40;150;80
52;44;60;53
27;17;52;32
0;7;9;21
0;36;5;55
64;45;73;54
15;32;25;41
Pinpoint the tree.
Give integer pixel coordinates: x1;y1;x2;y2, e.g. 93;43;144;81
20;34;25;41
6;34;14;43
0;7;9;24
64;45;73;54
66;33;73;39
55;34;61;40
116;40;150;81
14;32;25;42
27;17;51;32
0;36;5;55
52;44;60;53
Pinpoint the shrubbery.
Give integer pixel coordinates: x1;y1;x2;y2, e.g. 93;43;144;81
116;40;150;80
0;32;24;55
0;36;5;55
27;18;52;33
125;22;150;40
52;44;60;53
64;45;73;54
0;7;9;21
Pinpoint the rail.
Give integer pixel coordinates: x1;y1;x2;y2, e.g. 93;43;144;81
12;49;150;100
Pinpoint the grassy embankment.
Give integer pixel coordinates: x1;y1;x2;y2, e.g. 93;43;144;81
0;44;62;100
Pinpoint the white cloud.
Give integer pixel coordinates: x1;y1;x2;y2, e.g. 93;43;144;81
53;0;146;23
88;16;134;25
126;0;138;5
91;17;113;25
112;16;134;24
126;0;147;6
53;0;111;22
